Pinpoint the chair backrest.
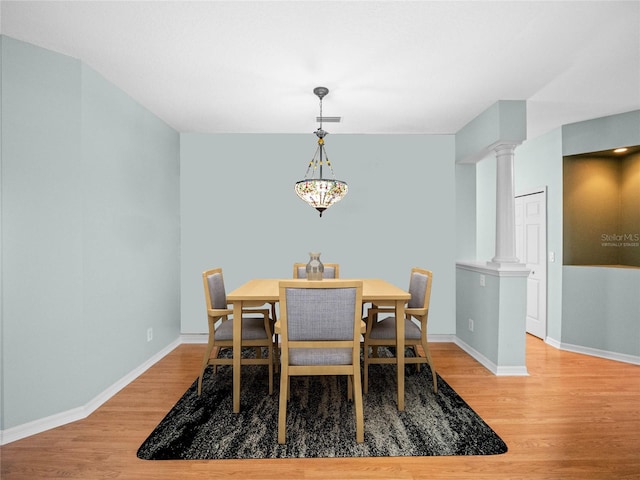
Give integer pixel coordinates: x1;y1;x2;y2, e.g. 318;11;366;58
293;263;340;279
278;280;363;364
202;268;227;310
407;268;433;313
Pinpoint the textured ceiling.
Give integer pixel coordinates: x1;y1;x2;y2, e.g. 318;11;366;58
1;1;639;140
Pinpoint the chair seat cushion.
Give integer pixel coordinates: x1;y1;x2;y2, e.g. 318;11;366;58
215;317;268;341
369;316;422;340
289;348;352;366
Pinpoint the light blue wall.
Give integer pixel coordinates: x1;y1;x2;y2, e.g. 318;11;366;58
559;111;640;357
496;274;527;366
563;267;639;357
515;110;640;356
2;30;636;438
180;133;457;336
476;152;496;260
454;100;529;371
0;35;3;431
455;163;476;261
2;36;84;428
456;268;499;362
458;100;528;262
80;65;181;395
1;37;180;430
455;100;526;164
562;110;640;156
514;128;564;341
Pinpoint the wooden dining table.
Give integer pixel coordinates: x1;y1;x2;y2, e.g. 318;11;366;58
227;278;411;413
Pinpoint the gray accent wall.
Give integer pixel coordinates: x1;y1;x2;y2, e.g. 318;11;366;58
1;36;180;430
180;133;457;336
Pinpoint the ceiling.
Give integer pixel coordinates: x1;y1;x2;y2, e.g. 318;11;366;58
1;1;639;140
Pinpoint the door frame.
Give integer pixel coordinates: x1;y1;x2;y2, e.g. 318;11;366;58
515;186;548;341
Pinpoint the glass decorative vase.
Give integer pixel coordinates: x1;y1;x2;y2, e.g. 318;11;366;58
306;252;324;280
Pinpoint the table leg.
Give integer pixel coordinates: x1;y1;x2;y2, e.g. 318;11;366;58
396;299;405;411
233;300;242;413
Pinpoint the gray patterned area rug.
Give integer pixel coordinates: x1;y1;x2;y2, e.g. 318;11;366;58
137;349;507;459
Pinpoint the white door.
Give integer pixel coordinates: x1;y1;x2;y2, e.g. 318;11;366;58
515;191;547;340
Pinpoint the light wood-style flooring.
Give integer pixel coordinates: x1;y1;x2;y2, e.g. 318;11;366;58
2;335;639;479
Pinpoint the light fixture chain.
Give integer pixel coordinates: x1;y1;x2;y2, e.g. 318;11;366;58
324;152;338;179
303;145;320;179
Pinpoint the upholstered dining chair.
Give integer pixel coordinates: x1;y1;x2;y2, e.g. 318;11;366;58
276;280;364;444
278;263;339;350
292;262;340;279
281;262;340;368
197;268;274;396
363;268;437;394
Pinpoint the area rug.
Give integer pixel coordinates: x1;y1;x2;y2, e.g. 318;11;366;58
137;349;507;459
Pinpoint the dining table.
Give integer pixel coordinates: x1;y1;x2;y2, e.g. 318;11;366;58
226;278;411;413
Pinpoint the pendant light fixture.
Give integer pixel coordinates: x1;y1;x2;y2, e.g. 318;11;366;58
295;87;348;217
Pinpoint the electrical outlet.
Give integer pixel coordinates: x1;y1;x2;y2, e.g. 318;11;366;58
468;318;474;332
479;274;485;287
549;251;555;262
147;327;153;342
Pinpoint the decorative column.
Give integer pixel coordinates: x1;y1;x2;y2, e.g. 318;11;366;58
490;143;521;266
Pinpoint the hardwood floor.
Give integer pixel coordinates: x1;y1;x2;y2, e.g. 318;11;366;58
2;335;639;479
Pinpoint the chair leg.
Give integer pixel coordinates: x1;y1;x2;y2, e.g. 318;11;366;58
413;345;421;372
363;348;369;394
421;339;437;393
198;339;216;396
270;303;280;374
363;342;372;394
267;344;274;395
197;367;205;396
273;334;280;374
353;369;364;443
429;362;437;393
277;367;289;444
347;375;353;401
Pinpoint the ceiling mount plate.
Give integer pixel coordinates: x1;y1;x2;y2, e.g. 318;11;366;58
316;116;341;123
313;86;329;99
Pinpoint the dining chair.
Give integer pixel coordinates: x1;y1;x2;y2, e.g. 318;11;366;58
292;262;340;279
277;280;365;444
282;262;339;368
197;268;274;396
363;268;437;394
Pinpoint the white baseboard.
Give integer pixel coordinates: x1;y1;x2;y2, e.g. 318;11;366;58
494;365;529;376
180;333;208;344
1;338;181;445
427;334;456;343
545;336;639;365
545;336;561;349
550;340;640;365
453;337;529;376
